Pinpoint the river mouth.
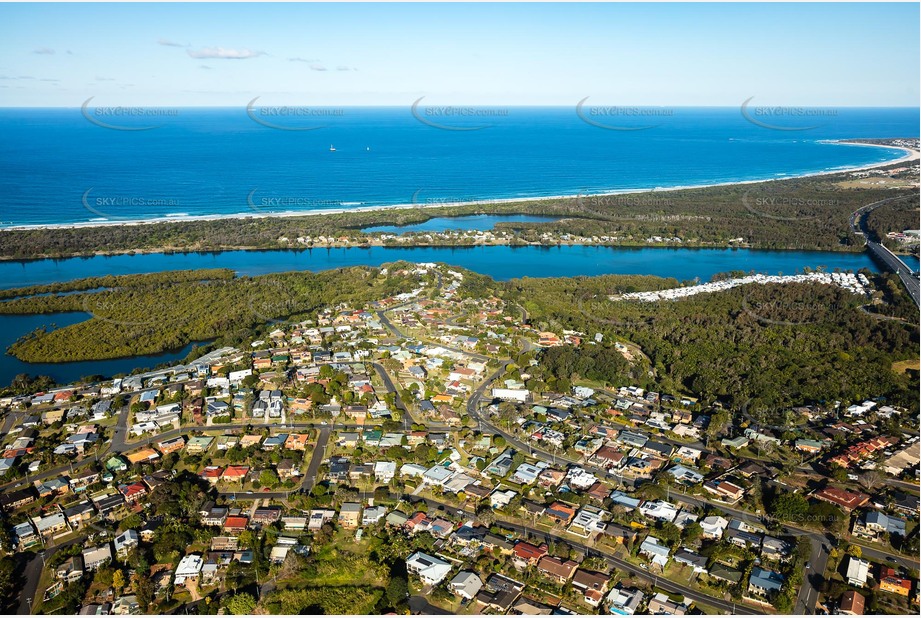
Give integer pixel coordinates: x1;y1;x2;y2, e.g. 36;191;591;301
0;245;879;290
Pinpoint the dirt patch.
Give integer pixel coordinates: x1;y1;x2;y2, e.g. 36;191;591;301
892;359;920;374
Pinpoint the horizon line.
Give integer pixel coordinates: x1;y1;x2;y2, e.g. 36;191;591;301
2;104;920;109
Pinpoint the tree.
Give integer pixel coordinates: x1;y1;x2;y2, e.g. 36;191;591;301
857;470;882;493
119;513;143;532
259;469;280;488
112;569;125;595
476;504;496;526
238;529;255;549
224;592;257;615
385;572;409;608
706;409;730;440
656;521;682;548
769;492;810;524
0;556;20;612
681;522;703;545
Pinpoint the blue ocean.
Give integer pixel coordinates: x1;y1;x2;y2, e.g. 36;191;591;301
0;106;917;227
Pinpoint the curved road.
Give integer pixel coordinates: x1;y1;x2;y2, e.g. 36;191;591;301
850;195;920;307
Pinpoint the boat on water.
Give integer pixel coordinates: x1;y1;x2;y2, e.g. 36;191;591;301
329;144;336;152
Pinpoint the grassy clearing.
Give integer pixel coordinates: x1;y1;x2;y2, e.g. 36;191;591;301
892;358;920;374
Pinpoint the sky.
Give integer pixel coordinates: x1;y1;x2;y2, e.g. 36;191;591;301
1;2;919;107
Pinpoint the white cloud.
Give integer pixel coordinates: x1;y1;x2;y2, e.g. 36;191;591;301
33;47;55;55
158;38;189;48
187;47;265;60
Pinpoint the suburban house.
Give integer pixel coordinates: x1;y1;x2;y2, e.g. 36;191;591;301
448;571;483;600
846;557;871;588
82;544;113;571
639;536;671;567
572;569;610;607
852;511;907;541
537;555;579;583
839;590;866;616
338;503;362;529
174;554;204;585
405;552;452;586
606;586;644;615
512;541;548;568
813;487;870;512
748;567;784;596
878;566;911;596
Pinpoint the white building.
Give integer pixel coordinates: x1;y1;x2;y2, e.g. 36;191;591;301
174;554;204;585
606;587;645;615
846;557;870;588
700;515;729;539
491;388;530;403
406;552;452;586
639;500;678;523
374;461;397;483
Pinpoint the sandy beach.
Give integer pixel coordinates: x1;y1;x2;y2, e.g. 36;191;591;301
2;139;917;232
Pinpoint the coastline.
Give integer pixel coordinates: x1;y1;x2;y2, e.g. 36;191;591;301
1;139;917;233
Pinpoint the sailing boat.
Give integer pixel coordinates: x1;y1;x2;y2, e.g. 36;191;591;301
329;144;336;152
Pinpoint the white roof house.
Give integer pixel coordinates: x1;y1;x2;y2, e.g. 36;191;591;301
510;463;542;485
490;488;517;509
639;500;678;523
422;465;454;486
667;465;704;485
607;586;645;615
400;463;428;478
569;506;608;537
700;515;729;539
175;554;204;585
82;544;113;571
674;446;702;462
113;529;140;556
846;557;870;588
448;571;483;600
374;461;397;482
639;536;671;567
362;505;388;526
406;551;452;586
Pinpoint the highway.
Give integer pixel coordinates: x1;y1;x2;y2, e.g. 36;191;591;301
849;195;920;308
867;240;920;306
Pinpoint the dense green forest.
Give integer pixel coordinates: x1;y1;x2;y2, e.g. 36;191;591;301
2;263;917;416
0;165;916;259
0;269;235;300
866;197;921;250
1;267;418;362
503;273;919;413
